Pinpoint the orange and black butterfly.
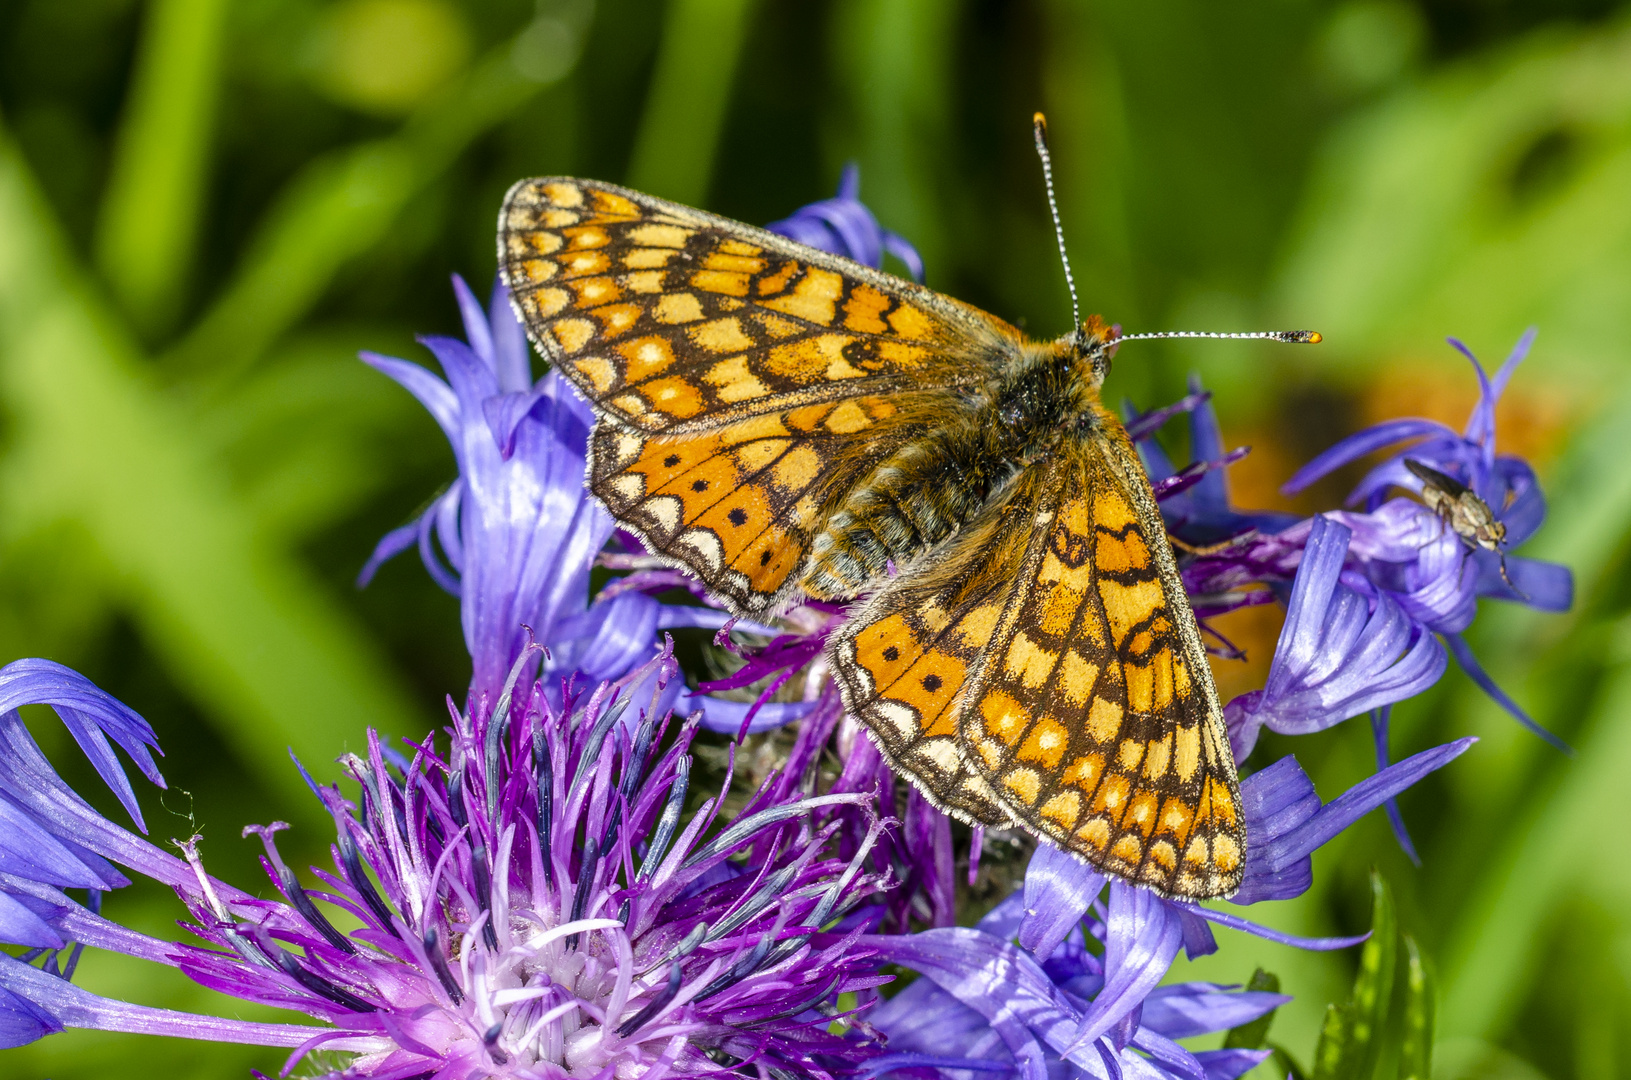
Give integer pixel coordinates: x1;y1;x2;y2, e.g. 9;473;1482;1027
496;129;1314;899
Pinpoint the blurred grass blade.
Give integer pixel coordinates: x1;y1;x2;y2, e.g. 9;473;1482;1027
1398;935;1433;1080
626;0;760;206
829;0;960;276
94;0;230;338
0;123;420;826
1345;871;1397;1078
165;42;558;385
1310;1002;1352;1080
1223;968;1281;1049
1440;385;1631;1038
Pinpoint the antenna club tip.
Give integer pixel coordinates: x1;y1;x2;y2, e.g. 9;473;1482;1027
1033;112;1050;142
1293;330;1323;344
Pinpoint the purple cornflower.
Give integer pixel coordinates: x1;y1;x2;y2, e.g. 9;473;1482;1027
767;165;925;282
866;738;1474;1079
0;650;902;1075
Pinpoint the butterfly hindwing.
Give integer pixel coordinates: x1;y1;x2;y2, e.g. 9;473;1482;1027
958;425;1245;898
499;177;1015;436
589;396;912;615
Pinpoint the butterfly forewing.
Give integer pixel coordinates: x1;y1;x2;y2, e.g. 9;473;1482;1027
499;178;1013;435
956;429;1245;898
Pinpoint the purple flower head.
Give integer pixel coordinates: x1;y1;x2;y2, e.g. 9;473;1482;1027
870;736;1472;1079
1281;330;1571;614
359;276;764;719
767;165;925;282
0;651;900;1077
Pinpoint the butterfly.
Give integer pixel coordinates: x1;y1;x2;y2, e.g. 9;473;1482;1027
497;162;1265;899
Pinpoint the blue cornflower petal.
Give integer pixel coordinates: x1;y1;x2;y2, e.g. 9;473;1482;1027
0;659;163;831
1231;737;1475;905
1138;983;1289;1040
1069;884;1184;1050
1226;516;1447;758
1280;418;1458;499
1019;844;1104;959
767;164;925;281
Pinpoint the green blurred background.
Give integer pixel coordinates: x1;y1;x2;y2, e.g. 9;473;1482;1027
2;0;1631;1076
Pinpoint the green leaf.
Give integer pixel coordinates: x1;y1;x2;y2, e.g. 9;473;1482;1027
94;0;231;338
626;0;762;206
1344;871;1398;1078
1223;967;1283;1049
1398;935;1434;1080
1310;1002;1353;1080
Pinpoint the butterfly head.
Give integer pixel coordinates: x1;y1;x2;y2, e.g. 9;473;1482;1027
1068;314;1120;387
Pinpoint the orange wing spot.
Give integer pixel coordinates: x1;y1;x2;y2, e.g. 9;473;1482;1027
692;270;751;296
1093;488;1137;530
718;238;762;257
764;335;847;381
1173;656;1191;699
1040;791;1082;831
1035;577;1092;638
1124;792;1159;837
1143;733;1173;779
886;303;935;340
1127;630;1153;654
638;377;705;420
1149;839;1178;871
525;287;570;319
703;252;766;274
1063;753;1104;791
562;251;613;278
771;446;822;492
955;602;1002;649
1058;650;1101;707
843;285;892;334
823;401;875;435
616;336;678;382
551;318;596;353
896;651;965;720
980;689;1028;748
622;247;678;269
702;358;767;405
511;230;563;256
1004;630;1057;689
735;527;801;593
592;303;641;337
564;225;609;248
651;451;739;499
511;258;558;286
693;483;775;549
1151;651;1174;711
1098;578;1165;647
689;317;756;353
653;292;705;324
1184;836;1210;867
1125;661;1155;715
541;181;583;207
630;439;715;487
1116;739;1145;771
610;392;646;417
1111;835;1143;865
1076;817;1111;852
1207;778;1239;827
1156;799;1193;841
588;190;640;216
574;356;617;393
755;262;798;296
760;266;843;325
1212;834;1241;872
1092;774;1131;818
731;435;789;472
875;340;931;368
1094;530;1150;574
854;614;920;689
1003;767;1042;807
622;270;666;293
541;208;580;228
1087;696;1123;743
1173;725;1201;781
1017;717;1070;770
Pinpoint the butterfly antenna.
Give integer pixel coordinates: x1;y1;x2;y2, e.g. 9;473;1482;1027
1116;329;1324;345
1032;113;1081;340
